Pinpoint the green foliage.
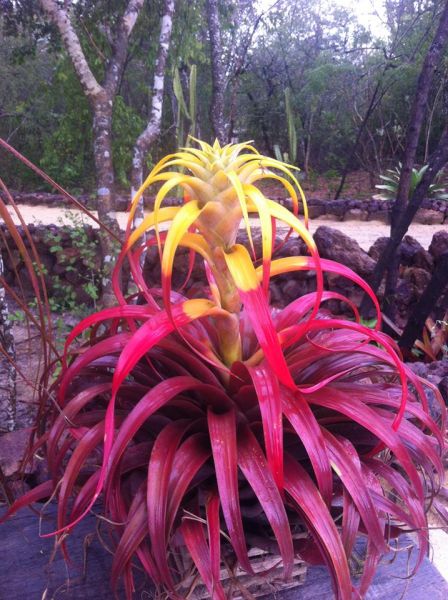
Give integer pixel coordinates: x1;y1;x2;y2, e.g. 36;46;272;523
375;163;448;201
41;212;115;314
1;0;447;190
112;96;146;188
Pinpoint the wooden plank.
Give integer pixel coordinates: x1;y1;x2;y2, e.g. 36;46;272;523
1;505;447;599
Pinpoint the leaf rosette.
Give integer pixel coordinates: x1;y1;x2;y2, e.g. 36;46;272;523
3;140;446;600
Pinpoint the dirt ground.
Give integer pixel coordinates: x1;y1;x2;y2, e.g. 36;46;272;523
6;204;445;250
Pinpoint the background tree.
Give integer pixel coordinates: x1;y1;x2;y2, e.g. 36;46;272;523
39;0;145;304
360;0;448;318
131;0;176;227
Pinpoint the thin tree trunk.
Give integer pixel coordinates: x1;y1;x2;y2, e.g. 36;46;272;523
206;0;227;143
361;125;448;315
334;78;384;199
40;0;145;305
0;254;16;432
91;95;118;306
382;2;448;318
391;2;448;230
399;253;448;350
131;0;176;226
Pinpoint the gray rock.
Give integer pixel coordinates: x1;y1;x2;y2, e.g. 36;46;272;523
314;226;375;277
429;230;448;261
399;235;433;271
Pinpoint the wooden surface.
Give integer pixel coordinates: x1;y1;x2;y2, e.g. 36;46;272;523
1;505;448;599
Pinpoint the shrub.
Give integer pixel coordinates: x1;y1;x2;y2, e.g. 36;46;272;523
2;140;446;599
376;162;448;200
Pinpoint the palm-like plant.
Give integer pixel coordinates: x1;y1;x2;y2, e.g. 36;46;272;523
376;162;448;200
3;140;446;599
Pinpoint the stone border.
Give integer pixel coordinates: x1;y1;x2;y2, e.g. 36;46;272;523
2;192;448;224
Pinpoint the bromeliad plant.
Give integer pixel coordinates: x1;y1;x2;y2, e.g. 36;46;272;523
2;140;446;599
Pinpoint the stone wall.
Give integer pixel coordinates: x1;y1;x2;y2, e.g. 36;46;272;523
0;223;102;307
2;192;448;224
1;223;446;328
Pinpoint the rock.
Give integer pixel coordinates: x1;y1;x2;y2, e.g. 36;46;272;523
429;231;448;261
402;267;431;293
0;429;33;477
407;360;448;414
307;204;324;219
314;226;375;277
368;237;389;261
281;238;307;257
316;212;342;221
414;208;444;225
406;362;441;419
399;235;433;271
269;281;284;306
368;210;390;223
282;279;307;302
395;279;417;306
344;208;368;221
327;201;346;218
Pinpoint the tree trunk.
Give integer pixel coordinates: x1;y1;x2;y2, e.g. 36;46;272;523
206;0;228;143
399;253;448;351
334;78;384;200
391;2;448;229
92;95;116;229
0;254;16;432
383;2;448;317
131;0;176;226
361;125;448;315
91;95;118;305
40;0;145;305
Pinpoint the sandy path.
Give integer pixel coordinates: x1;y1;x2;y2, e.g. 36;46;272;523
6;204;446;250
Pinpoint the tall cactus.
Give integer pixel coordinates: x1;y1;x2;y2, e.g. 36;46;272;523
173;65;197;147
273;88;297;164
284;87;297;164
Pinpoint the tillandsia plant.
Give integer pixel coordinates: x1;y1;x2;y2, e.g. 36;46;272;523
2;139;446;599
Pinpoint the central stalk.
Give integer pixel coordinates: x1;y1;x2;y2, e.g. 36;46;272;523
196;200;243;366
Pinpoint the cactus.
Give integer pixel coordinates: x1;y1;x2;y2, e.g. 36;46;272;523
173;64;197;147
285;87;297;164
273;88;297;164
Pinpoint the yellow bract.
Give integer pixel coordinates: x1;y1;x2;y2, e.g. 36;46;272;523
122;138;314;367
127;138;307;252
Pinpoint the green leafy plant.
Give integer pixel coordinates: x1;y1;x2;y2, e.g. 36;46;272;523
42;212;115;313
376;162;448;200
1;140;446;600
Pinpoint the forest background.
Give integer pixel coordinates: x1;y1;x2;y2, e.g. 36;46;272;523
1;0;447;200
